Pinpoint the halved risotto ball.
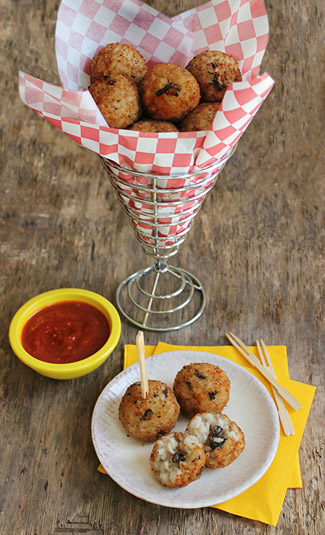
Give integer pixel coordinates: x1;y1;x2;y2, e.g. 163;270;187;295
90;43;147;85
187;51;242;102
179;102;220;132
186;412;245;469
118;380;180;442
89;75;141;129
129;119;179;132
150;432;206;487
173;362;230;418
140;63;201;122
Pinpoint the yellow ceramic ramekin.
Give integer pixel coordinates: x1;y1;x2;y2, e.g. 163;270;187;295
9;288;121;380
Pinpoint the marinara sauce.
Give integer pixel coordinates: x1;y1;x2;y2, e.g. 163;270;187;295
22;301;110;364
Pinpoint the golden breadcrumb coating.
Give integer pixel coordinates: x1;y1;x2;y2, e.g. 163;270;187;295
118;380;180;442
187;51;242;102
140;63;201;122
173;363;230;418
90;43;147;85
129;119;179;132
89;75;142;129
179;102;220;131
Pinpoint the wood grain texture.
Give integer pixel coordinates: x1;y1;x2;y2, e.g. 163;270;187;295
0;0;324;534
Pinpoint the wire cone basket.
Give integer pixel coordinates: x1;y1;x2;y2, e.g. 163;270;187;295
100;146;236;332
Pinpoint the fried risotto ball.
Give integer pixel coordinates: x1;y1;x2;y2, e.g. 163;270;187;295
89;75;141;129
129;119;179;132
140;63;201;122
187;50;242;102
173;363;230;418
150;432;206;487
90;43;147;85
118;380;180;442
179;102;220;132
186;412;245;469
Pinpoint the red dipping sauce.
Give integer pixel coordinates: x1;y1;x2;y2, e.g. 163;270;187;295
22;301;110;364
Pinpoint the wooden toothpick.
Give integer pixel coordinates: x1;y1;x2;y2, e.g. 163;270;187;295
136;330;148;399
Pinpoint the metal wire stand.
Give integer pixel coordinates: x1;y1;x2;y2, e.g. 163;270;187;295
100;148;235;331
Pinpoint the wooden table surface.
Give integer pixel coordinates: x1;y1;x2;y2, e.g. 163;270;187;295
1;0;323;533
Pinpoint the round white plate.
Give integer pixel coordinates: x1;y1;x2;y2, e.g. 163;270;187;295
91;351;280;508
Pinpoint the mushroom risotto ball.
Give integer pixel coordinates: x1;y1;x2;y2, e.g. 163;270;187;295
129;119;179;132
150;432;206;487
173;363;230;418
179;102;220;132
89;75;141;129
140;63;201;122
186;412;245;469
186;50;242;102
118;380;180;442
90;43;147;86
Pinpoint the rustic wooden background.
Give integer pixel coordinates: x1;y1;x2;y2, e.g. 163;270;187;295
0;0;324;533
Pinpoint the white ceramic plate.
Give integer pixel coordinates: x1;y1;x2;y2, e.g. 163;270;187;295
91;351;280;508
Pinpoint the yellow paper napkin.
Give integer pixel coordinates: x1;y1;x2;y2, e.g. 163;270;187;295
118;342;315;525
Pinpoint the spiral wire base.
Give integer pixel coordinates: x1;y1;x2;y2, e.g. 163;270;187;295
116;263;205;332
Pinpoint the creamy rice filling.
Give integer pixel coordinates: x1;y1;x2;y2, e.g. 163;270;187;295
152;434;201;485
187;413;239;452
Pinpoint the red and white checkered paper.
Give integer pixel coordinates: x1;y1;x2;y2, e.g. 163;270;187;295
18;0;274;243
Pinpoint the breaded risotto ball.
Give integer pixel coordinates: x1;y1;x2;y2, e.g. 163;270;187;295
186;412;245;469
150;432;206;487
129;119;179;132
90;43;147;85
89;75;141;129
173;363;230;418
140;63;201;122
187;50;242;102
179;102;220;132
118;380;180;442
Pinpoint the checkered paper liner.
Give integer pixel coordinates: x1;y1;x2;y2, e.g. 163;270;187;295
19;0;274;244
